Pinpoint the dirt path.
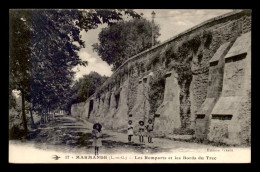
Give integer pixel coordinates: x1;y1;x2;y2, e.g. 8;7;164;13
11;114;249;155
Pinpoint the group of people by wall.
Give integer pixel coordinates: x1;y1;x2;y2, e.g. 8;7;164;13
127;119;154;143
91;119;154;155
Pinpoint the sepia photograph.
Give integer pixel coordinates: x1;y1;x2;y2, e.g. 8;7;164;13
9;9;251;163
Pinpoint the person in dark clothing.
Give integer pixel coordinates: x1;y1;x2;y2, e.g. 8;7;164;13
138;120;145;143
146;119;154;143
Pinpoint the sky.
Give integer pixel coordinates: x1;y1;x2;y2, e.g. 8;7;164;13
72;9;234;80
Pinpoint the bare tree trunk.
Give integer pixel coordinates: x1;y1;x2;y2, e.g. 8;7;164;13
52;112;55;121
40;110;44;124
47;106;50;122
29;108;35;129
44;113;47;123
21;89;28;136
41;115;43;124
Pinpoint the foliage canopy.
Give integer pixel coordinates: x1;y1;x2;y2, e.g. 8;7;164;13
93;18;160;71
9;9;140;132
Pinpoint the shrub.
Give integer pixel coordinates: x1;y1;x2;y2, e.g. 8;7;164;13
9;125;27;139
173;128;195;135
148;70;166;115
203;30;213;49
146;51;161;70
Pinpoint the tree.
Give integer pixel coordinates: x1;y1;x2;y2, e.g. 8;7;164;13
77;72;108;102
9;10;31;134
92;18;160;70
9;9;141;135
61;72;108;115
68;72;108;105
9;88;16;110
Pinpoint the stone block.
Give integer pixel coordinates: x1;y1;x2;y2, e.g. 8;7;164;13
129;73;152;133
194;41;231;140
225;32;251;59
207;32;251;145
209;42;231;65
112;80;129;130
154;70;181;136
